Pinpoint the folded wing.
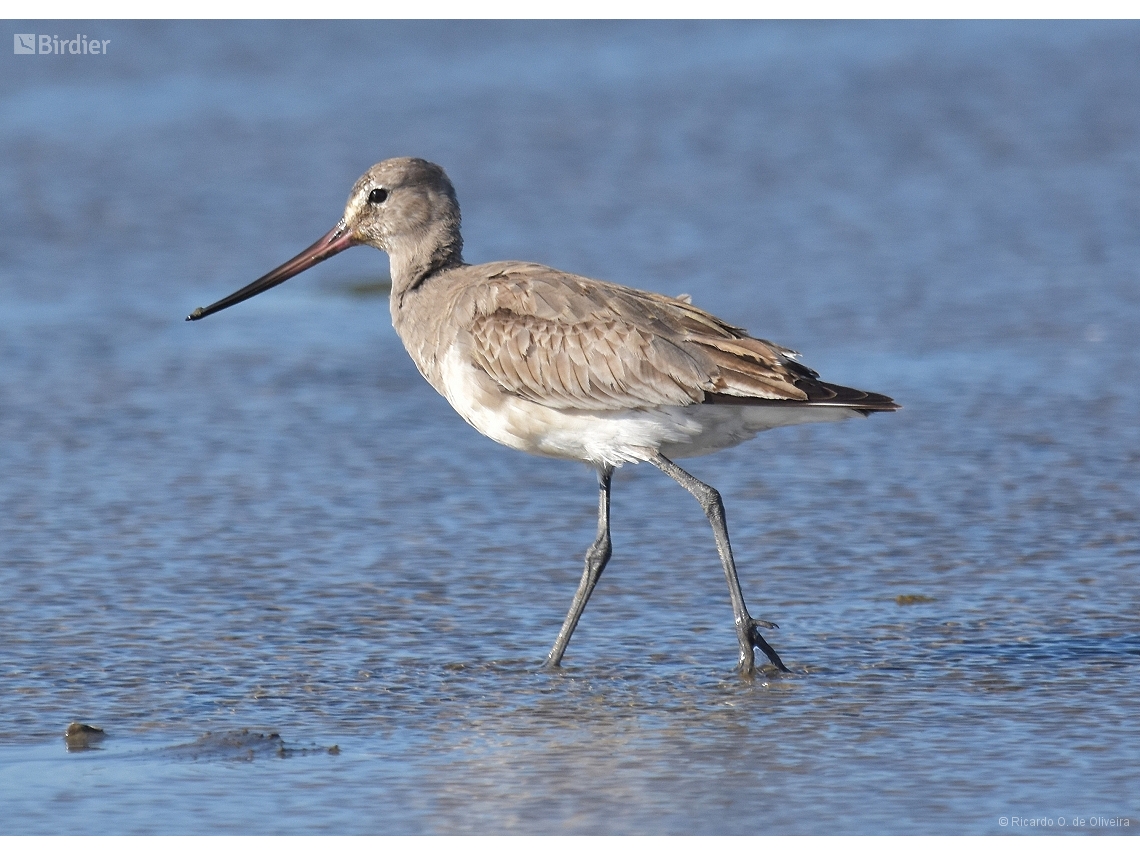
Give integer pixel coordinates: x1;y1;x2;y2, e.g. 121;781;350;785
459;263;898;414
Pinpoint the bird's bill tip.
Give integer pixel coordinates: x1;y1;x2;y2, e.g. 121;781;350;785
184;224;357;322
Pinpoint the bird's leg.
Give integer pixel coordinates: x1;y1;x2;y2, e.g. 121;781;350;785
544;465;614;669
649;453;789;676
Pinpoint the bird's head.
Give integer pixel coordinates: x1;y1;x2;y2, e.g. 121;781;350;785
187;157;461;322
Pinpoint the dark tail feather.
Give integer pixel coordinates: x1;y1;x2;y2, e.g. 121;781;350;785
705;361;900;412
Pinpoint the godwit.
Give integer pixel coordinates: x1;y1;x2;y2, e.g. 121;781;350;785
188;157;898;675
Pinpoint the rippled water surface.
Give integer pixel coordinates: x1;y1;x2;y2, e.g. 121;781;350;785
2;21;1139;834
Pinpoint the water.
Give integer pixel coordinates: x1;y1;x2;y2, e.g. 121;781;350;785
2;21;1139;834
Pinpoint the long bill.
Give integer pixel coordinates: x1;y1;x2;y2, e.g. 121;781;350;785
186;224;358;321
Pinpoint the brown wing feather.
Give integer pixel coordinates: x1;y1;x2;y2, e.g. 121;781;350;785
458;262;897;413
467;309;707;409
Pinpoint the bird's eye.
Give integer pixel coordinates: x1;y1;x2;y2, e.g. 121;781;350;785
368;188;389;204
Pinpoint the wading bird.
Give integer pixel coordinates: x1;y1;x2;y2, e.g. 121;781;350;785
188;158;898;675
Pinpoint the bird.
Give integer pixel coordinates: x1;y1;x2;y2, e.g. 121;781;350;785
188;157;899;675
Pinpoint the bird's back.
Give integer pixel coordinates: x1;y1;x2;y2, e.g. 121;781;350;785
396;260;898;416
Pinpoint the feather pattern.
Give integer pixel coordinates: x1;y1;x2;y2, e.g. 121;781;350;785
433;262;895;413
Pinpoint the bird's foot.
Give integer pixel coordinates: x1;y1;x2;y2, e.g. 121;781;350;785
734;617;790;676
540;652;563;674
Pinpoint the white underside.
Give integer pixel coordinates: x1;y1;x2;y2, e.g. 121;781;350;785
437;345;859;468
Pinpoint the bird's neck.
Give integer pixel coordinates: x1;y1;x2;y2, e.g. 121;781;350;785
388;221;465;300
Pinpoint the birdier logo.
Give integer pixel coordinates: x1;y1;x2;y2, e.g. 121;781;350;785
14;33;110;54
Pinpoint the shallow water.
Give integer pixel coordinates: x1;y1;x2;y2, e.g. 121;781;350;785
1;21;1139;834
